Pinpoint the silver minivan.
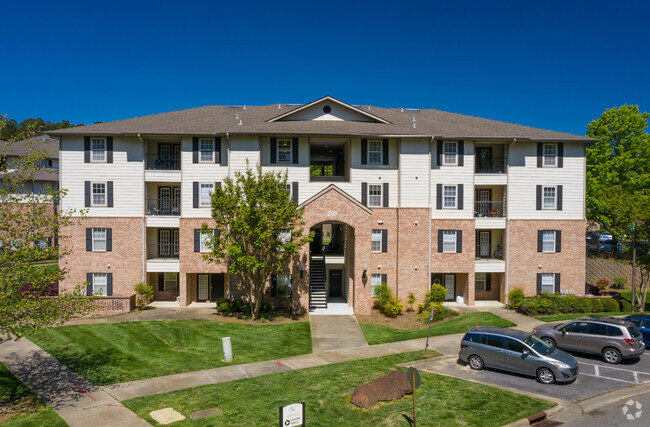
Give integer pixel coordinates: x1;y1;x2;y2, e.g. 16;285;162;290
459;326;578;384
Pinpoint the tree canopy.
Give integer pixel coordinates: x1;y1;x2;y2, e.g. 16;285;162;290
0;115;82;141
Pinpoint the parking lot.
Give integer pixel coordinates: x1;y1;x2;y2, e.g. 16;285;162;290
422;350;650;402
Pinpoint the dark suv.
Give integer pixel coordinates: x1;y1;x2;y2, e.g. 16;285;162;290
532;316;645;364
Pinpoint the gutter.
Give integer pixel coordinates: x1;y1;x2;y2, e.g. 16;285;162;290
504;138;516;304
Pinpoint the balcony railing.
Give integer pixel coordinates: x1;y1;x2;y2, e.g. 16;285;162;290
147;243;179;260
146;199;180;216
475;244;504;260
146;154;181;171
475;158;506;174
474;201;505;218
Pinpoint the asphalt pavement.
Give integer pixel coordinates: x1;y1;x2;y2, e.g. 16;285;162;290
563;390;649;426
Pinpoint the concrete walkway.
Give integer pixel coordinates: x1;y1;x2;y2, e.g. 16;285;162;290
309;315;368;352
0;338;148;427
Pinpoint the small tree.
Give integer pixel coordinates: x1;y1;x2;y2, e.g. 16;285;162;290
133;282;154;307
202;165;312;320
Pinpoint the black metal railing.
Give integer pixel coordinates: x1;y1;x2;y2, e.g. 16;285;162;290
146;154;181;170
475;244;504;260
146;199;180;216
475;158;506;174
474;201;505;218
147;243;179;259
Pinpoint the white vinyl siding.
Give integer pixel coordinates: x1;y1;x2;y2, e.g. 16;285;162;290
543;143;557;167
277;139;292;163
91;182;106;206
199;138;214;162
92;273;107;295
368;184;382;207
543;186;556;209
399;139;430;207
542;231;556;252
91;138;106;162
371;230;382;252
164;272;178;291
443;230;457;253
183;135;229;218
368;140;382;164
92;228;106;251
443;185;456;208
443;142;457;165
541;273;555;293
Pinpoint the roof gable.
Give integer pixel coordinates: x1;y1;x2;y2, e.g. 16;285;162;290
300;184;373;215
267;96;391;124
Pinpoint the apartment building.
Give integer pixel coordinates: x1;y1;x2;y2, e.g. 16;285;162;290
50;96;592;314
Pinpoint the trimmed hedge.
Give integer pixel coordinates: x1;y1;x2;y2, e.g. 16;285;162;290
517;293;621;316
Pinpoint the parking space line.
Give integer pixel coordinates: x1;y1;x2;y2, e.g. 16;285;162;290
578;361;650;376
594;365;599;376
634;372;639;383
579;372;636;384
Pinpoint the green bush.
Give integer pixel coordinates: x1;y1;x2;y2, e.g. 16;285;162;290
417;302;458;323
588;298;604;313
425;284;447;304
133;282;154;307
612;277;628;289
602;298;619;312
506;288;525;310
373;284;403;317
619;299;632;312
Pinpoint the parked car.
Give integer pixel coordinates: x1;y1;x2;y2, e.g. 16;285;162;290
625;314;650;347
532;316;645;364
599;232;613;242
597;239;625;254
459;326;578;384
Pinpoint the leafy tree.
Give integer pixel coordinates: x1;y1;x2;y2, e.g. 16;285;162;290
0;118;93;339
0;114;81;141
202;164;312;320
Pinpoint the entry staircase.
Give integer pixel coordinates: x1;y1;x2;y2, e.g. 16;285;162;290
309;257;327;310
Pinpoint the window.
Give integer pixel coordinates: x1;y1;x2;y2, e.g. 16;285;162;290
199;232;211;253
443;231;457;253
543;144;557;167
92;273;107;295
91;138;106;162
506;338;526;353
368;184;382;207
543;186;556;209
92;228;106;251
485;335;504;348
164;272;178;291
39;159;52;168
277;139;292;163
475;273;486;291
443;185;457;208
465;333;483;344
542;231;556;252
588;322;608;336
368;140;382;164
92;182;106;206
564;322;589;334
607;325;623;337
199;138;214;162
274;274;292;297
443;142;457;165
278;230;291;251
285;184;292;198
371;274;383;296
371;230;382;252
199;183;214;207
541;273;555;293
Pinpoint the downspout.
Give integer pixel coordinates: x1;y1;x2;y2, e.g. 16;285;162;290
396;138;400;298
138;133;146;285
225;132;231;298
428;136;434;293
505;137;516;304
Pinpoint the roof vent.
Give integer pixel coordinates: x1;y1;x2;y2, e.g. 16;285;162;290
228;105;246;109
368;106;371;111
235;113;239;119
278;104;282;109
413;117;416;122
238;120;243;126
404;108;421;112
401;107;404;112
285;103;303;107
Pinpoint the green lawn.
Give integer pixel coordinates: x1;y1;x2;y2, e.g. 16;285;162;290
358;312;516;345
30;320;312;386
620;291;650;311
0;362;65;427
123;351;553;426
535;311;650;322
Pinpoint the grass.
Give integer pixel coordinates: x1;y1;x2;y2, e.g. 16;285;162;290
535;311;650;322
620;291;650;311
30;319;312;385
122;351;554;426
358;312;516;345
0;362;65;427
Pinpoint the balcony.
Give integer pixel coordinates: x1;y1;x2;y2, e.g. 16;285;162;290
147;243;179;260
475;158;506;174
309;138;349;182
474;201;505;218
146;199;180;216
475;244;503;260
146;154;180;171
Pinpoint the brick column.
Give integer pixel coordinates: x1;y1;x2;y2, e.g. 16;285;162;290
179;273;188;306
466;272;475;306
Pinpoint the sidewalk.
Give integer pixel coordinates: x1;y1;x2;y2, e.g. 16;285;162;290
309;314;368;352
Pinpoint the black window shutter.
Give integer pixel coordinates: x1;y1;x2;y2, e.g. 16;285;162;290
456;230;462;253
436;184;442;209
271;274;277;297
536;185;542;210
383;183;389;207
106;137;113;163
292;182;298;203
194;229;200;252
107;181;113;207
106;228;112;252
86;273;93;296
158;272;164;291
555;273;561;293
361;182;367;206
437;140;442;166
213;229;220;247
382;139;389;165
107;273;113;296
558;143;564;168
193;182;199;208
458;141;464;166
215;137;221;164
220;138;228;166
537;230;543;252
361;139;367;165
556;230;562;253
85;181;90;207
381;274;387;285
537;274;542;294
457;184;464;210
537;143;543;167
438;230;443;253
292;137;299;164
86;228;92;251
84;136;90;163
486;273;492;291
381;230;388;253
270;138;277;164
557;185;563;210
193;137;199;163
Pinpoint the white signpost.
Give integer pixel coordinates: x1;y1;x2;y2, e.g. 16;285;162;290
279;402;305;427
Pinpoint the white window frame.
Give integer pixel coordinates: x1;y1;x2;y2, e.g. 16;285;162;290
277;139;292;163
199;182;214;207
368;184;382;208
285;184;292;198
91;138;106;162
163;272;178;291
371;274;383;297
543;186;556;210
91;182;107;206
442;141;458;165
541;273;555;294
199;138;215;162
92;228;107;251
442;230;457;253
475;272;486;291
371;230;382;252
542;230;556;253
199;232;211;253
367;140;382;164
543;143;557;167
92;273;107;295
443;185;457;208
275;274;292;297
278;230;291;252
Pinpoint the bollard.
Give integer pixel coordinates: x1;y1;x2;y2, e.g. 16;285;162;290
222;337;233;362
176;296;181;306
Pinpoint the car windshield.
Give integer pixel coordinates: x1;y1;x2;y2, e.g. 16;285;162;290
627;324;641;338
523;335;552;355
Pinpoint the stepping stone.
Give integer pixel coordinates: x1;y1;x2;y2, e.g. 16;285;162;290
149;408;185;424
190;408;221;419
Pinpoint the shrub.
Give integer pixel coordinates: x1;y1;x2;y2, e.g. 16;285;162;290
588;298;604;313
619;299;632;312
595;279;610;293
585;283;599;295
133;282;154;307
506;288;525;310
217;300;232;314
426;284;447;304
417;302;458;323
406;293;416;312
602;298;619;312
373;284;403;317
612;277;628;289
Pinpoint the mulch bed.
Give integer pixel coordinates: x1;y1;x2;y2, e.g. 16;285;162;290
356;307;428;330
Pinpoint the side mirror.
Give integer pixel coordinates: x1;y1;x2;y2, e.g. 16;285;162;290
522;349;530;356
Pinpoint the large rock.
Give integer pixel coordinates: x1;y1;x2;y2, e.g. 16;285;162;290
350;370;413;409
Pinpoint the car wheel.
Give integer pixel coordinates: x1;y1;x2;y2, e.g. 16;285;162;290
602;347;622;364
537;367;556;384
468;355;484;370
542;337;556;350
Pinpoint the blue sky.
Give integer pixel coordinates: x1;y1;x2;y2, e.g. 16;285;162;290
1;0;648;135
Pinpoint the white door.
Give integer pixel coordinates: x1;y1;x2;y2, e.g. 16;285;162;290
444;274;455;300
478;190;491;216
479;231;490;257
159;187;171;214
198;275;209;301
